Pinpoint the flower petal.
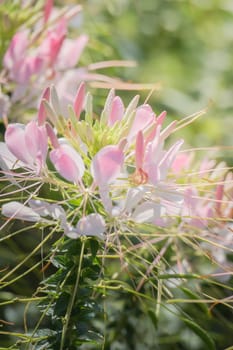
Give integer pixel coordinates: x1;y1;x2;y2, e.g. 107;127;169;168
25;121;48;167
73;82;85;120
132;201;164;224
50;143;85;183
5;123;33;165
135;131;144;170
0;142;24;169
91;145;124;186
76;213;105;238
127;104;155;142
57;35;88;70
108;96;124;126
2;201;42;222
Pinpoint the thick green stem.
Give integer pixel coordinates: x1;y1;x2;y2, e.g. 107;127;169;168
60;239;85;350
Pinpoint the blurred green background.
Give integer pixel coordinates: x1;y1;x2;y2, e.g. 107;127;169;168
76;0;233;149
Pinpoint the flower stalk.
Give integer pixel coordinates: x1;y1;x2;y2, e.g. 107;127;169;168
60;239;86;350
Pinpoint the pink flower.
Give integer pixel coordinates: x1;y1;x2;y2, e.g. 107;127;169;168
38;19;66;68
5;120;48;173
50;143;85;184
133;128;183;186
3;31;43;84
3;31;28;70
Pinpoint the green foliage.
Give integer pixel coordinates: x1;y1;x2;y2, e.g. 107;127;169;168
34;237;103;349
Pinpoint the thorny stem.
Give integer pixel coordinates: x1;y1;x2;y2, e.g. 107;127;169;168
60;239;86;350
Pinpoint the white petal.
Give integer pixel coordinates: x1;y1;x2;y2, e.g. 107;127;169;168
29;200;66;220
132;201;163;223
76;214;105;239
2;201;42;222
124;186;146;213
0;142;24;169
64;224;80;239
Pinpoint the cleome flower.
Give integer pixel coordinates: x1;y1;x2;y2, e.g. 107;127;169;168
0;83;187;239
1;83;232;247
2;3;88;109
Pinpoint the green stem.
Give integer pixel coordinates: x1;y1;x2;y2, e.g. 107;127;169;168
60;239;85;350
0;227;56;287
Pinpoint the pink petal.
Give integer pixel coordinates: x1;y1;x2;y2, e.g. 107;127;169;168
50;144;84;183
39;19;66;66
146;163;160;185
159;140;184;180
135;131;144;170
46;123;59;148
57;35;88;69
108;96;124;126
156;111;167;126
144;125;163;169
73;82;85;120
160;120;177;142
145;122;157;145
38;87;50;125
44;0;53;23
171;152;191;174
25;121;48;169
91;145;124;186
5;124;33;165
127;104;155;142
145;111;166;144
10;58;32;84
100;89;115;124
216;184;224;213
27;56;44;76
3;31;28;70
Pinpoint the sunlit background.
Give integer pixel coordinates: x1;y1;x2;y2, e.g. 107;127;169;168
76;0;233;148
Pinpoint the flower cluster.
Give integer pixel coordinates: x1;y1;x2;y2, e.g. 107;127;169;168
1;83;232;260
0;83;182;235
1;1;89;118
0;0;141;122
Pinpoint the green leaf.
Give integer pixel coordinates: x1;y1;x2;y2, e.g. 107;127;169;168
54;292;70;317
181;317;216;350
89;239;99;258
180;287;209;315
